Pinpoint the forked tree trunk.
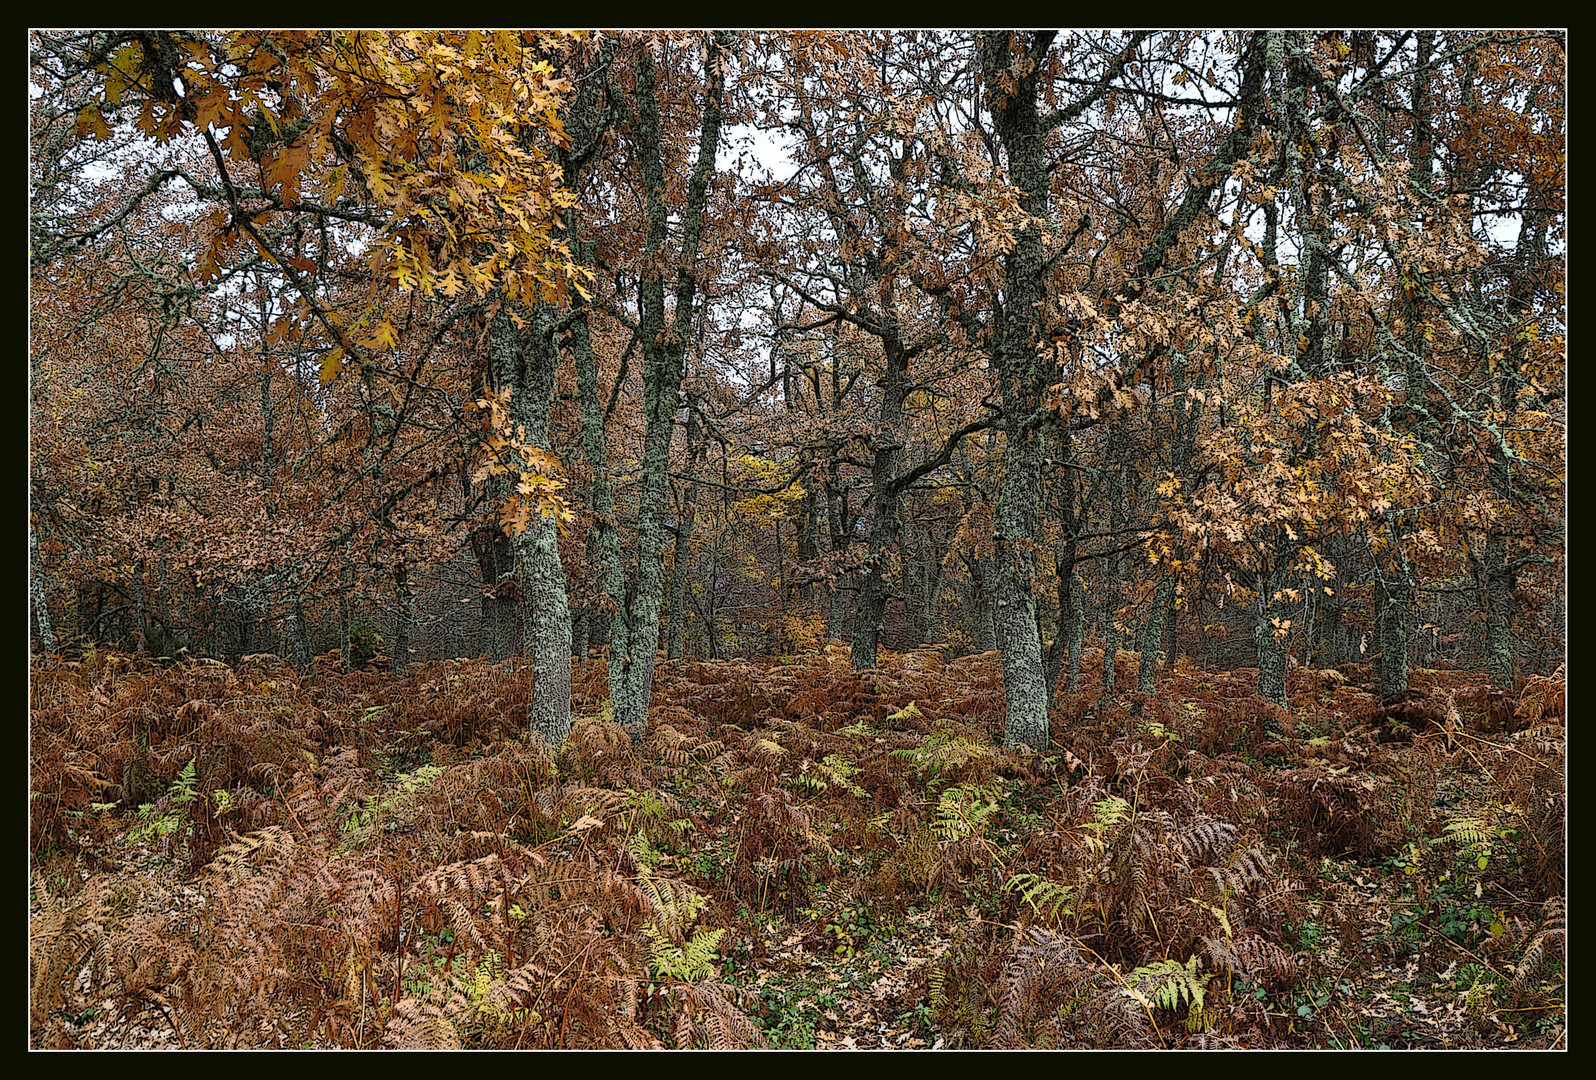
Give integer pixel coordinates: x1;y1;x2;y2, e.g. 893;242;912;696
608;36;729;742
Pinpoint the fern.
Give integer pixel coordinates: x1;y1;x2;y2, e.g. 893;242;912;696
1129;955;1211;1016
789;753;868;798
643;924;725;983
1005;873;1076;927
125;758;198;844
933;783;1000;843
883;701;921;725
892;725;993;790
1080;795;1132;855
341;762;443;842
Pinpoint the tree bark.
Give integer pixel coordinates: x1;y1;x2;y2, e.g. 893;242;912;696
982;32;1057;751
667;402;707;662
609;34;730;742
492;310;573;744
1136;573;1176;696
31;524;55;653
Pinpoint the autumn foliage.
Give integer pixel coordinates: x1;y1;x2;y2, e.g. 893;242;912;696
32;30;1563;1049
30;647;1563;1048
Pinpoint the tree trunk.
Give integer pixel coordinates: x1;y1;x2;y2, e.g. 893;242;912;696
392;559;412;675
1064;572;1085;693
850;333;908;670
824;462;851;643
31;525;54;653
1376;538;1414;701
1480;534;1517;687
494;310;573;744
289;589;313;672
608;36;729;741
981;32;1057;751
667;402;706;662
1136;573;1176;696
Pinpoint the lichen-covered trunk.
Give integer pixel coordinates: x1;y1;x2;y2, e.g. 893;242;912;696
666;403;706;663
982;32;1059;751
610;36;728;742
517;508;572;744
31;524;54;653
496;311;572;745
850;334;907;670
1136;573;1176;696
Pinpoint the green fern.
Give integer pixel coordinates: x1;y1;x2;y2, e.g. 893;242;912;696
1130;955;1212;1016
1440;802;1523;874
126;758;198;843
892;725;992;790
884;701;921;725
1005;873;1076;926
340;763;443;847
633;860;709;936
626;788;694;841
1080;795;1132;856
932;783;1000;842
790;754;868;798
643;924;726;983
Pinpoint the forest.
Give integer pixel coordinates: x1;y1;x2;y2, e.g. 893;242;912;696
29;30;1564;1049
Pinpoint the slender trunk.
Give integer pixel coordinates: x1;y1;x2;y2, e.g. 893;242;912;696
31;525;54;653
495;310;573;743
392;559;412;675
610;35;729;740
796;468;818;603
289;590;312;672
133;563;149;655
1100;473;1127;693
824;464;850;642
851;333;908;670
667;403;706;662
1136;573;1176;696
1375;534;1414;700
1064;573;1085;693
1480;534;1517;687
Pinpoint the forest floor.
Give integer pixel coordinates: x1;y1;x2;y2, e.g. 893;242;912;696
30;646;1565;1049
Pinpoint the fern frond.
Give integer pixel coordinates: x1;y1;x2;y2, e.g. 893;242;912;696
1130;955;1211;1015
1005;873;1076;927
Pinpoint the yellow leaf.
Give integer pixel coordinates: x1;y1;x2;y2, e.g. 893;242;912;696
318;347;345;384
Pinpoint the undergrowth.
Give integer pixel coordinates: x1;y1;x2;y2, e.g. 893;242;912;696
30;647;1564;1048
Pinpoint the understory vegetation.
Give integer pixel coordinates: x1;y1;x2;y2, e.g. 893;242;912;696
30;646;1564;1049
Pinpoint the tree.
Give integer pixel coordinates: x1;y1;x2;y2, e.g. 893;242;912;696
32;30;1563;750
